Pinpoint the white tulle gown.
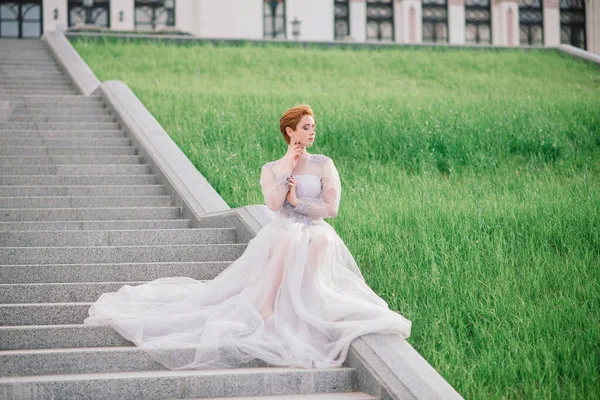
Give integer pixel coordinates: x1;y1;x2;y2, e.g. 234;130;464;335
84;153;412;370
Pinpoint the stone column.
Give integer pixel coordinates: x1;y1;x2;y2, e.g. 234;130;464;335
110;0;134;31
174;0;198;36
492;0;519;46
43;0;68;33
448;0;465;44
588;0;600;54
349;0;367;42
543;0;560;46
396;0;422;44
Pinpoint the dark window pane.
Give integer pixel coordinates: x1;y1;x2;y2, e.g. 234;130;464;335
1;21;18;37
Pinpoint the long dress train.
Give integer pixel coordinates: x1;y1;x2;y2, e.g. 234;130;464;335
83;153;412;370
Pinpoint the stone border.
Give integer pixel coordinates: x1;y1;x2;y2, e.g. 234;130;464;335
47;29;463;399
556;44;600;66
64;30;545;52
41;31;101;96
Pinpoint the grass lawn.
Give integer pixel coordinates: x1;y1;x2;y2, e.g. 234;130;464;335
71;37;600;399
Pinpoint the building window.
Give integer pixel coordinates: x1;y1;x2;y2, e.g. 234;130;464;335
0;0;43;38
366;0;394;42
135;0;175;31
465;0;491;44
334;0;350;40
518;0;543;45
264;0;286;39
68;0;110;28
560;0;586;50
422;0;448;43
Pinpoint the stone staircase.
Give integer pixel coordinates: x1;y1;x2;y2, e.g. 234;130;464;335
0;39;375;399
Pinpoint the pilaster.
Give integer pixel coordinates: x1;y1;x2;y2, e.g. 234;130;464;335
110;0;134;31
543;0;560;46
448;0;465;45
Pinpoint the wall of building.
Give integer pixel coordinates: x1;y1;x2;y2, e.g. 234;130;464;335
193;0;263;39
348;0;365;42
286;0;335;41
111;0;134;31
43;0;67;33
33;0;600;56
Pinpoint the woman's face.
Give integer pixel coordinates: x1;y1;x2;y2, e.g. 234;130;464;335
289;115;316;147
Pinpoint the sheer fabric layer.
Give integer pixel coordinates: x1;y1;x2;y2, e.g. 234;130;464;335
84;154;412;370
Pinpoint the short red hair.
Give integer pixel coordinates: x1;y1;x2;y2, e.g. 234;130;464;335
279;104;314;145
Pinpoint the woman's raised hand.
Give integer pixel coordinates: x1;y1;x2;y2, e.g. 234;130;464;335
283;141;304;173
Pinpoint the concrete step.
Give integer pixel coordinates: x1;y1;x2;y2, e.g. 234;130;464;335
0;174;158;186
0;324;132;350
0;88;76;95
0;184;162;197
0;228;236;247
0;145;132;155
0;66;63;74
0;73;66;80
0;130;124;138
0;243;246;265
0;281;159;303
0;195;173;209
6;106;109;115
0;122;119;130
0;219;190;232
0;164;148;175
0;79;71;86
0;346;276;377
0;83;72;90
0;60;58;65
0;95;101;105
0;146;134;156
4;115;114;123
0;41;47;47
0;261;228;284
0;347;165;376
198;394;376;400
0;206;180;222
0;98;95;106
0;302;95;325
0;367;355;400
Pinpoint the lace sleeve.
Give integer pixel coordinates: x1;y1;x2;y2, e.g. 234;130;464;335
294;158;341;218
260;162;290;212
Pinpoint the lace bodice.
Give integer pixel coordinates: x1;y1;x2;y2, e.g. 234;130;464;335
260;153;341;221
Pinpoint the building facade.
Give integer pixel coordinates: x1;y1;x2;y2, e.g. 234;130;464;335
1;0;598;54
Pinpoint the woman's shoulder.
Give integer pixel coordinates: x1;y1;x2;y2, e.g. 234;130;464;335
308;153;331;165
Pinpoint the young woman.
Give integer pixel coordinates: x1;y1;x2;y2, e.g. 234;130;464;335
84;104;412;370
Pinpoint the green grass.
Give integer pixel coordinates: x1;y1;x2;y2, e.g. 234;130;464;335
71;37;600;399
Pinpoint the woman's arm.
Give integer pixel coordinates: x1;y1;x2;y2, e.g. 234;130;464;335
260;161;292;212
293;158;341;218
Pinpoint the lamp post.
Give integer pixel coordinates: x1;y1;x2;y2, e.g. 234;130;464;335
83;0;94;25
291;16;301;40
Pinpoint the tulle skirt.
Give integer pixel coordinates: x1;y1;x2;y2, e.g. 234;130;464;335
83;213;412;370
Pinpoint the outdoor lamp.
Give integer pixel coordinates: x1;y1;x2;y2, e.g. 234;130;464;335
53;8;59;20
119;11;123;22
291;16;301;40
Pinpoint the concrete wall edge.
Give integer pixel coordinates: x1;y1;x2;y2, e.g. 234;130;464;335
41;30;101;95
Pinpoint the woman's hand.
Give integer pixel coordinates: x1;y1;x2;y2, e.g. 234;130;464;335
286;176;298;206
283;142;304;173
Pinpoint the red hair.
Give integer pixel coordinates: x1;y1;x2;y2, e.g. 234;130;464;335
279;104;314;144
